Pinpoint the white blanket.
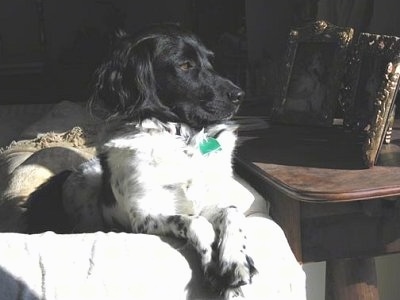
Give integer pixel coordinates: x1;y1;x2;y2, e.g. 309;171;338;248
0;216;305;300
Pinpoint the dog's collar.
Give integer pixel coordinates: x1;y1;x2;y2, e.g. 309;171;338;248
199;137;222;155
144;119;224;156
174;123;222;156
169;122;223;156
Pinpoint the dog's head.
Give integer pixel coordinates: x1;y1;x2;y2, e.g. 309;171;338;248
90;23;244;129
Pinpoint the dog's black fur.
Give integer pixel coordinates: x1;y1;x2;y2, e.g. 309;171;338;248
91;24;244;128
24;24;256;298
25;170;72;233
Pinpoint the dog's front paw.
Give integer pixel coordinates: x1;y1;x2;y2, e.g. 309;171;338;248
205;239;258;297
206;253;257;288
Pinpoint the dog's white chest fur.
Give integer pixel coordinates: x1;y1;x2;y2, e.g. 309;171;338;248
100;119;238;228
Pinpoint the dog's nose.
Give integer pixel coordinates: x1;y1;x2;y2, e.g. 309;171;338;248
228;90;245;104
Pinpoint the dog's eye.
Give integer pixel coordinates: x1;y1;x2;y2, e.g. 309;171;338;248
179;61;194;71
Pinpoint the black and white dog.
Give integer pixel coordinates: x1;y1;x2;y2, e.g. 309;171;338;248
25;24;257;297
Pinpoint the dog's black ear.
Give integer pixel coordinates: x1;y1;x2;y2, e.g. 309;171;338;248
89;50;130;117
89;36;174;121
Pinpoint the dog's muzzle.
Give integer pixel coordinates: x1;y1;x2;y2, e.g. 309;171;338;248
228;89;245;105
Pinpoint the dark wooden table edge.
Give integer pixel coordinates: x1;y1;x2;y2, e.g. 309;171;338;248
235;156;400;203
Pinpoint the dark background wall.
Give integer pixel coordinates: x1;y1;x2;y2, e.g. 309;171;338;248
0;0;245;104
0;0;399;109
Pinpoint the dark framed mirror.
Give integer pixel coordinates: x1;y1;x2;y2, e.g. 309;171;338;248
343;33;400;167
271;20;354;126
269;20;400;168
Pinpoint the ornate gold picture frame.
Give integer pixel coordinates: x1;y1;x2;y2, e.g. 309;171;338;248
271;20;354;126
343;33;400;167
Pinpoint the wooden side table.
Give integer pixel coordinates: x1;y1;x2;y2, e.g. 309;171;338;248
235;117;400;300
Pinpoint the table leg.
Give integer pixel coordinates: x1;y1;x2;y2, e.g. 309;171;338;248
325;258;379;300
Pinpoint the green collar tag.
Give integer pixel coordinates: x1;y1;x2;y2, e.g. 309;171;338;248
199;137;222;155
